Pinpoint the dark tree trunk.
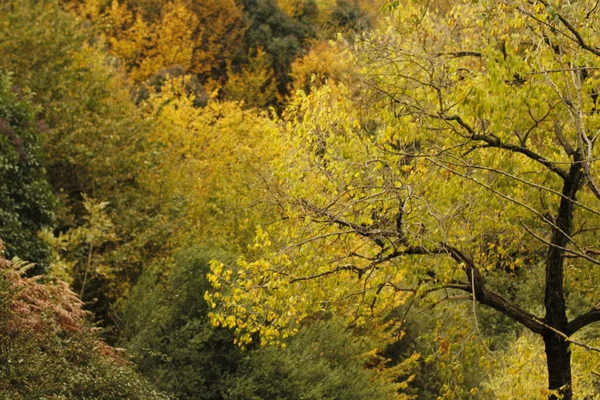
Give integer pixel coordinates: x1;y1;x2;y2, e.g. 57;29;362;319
543;160;582;400
544;333;572;400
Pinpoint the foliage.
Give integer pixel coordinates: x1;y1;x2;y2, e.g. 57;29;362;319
240;0;315;96
42;195;118;301
122;247;412;400
0;0;173;323
103;0;245;84
384;302;496;399
105;0;198;82
138;77;279;253
0;70;55;269
288;39;353;94
0;253;168;399
223;48;279;108
208;1;600;398
328;0;370;30
0;0;148;215
483;328;600;399
121;248;242;400
11;0;600;397
224;320;412;400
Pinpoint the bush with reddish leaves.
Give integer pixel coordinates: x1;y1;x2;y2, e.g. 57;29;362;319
0;254;168;399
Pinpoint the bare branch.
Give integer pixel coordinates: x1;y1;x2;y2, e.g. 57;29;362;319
436;51;482;58
426;157;585;256
540;319;600;354
439;153;600;219
288;264;364;284
519;221;600;267
527;67;600;75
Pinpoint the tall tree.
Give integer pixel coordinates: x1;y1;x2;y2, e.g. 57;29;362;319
208;1;600;398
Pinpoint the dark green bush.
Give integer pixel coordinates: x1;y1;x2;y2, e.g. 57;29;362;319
0;71;55;269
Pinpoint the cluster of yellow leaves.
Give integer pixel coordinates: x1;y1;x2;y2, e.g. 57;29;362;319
288;39;353;94
223;48;279;108
105;0;198;82
103;0;244;82
139;76;279;253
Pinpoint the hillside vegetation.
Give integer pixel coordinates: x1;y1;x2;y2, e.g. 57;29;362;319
2;1;600;399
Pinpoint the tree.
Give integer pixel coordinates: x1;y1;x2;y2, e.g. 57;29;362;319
208;1;600;398
0;0;149;215
240;0;314;96
0;70;55;268
103;0;245;83
104;0;199;83
223;47;279;108
42;195;118;301
138;76;279;253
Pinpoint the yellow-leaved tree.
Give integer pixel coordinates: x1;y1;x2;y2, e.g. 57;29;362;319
103;0;245;83
139;76;279;253
104;0;198;82
223;48;279;108
208;1;600;399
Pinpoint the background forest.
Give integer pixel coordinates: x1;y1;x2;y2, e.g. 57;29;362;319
1;0;600;399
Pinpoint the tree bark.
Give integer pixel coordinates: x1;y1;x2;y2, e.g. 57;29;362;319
544;333;572;400
543;160;582;400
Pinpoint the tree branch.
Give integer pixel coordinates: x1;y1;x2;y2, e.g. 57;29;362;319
444;245;546;334
536;0;600;57
436;51;482;58
442;114;570;180
567;305;600;335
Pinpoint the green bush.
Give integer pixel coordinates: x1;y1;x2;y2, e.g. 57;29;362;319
123;247;407;399
122;248;243;400
224;321;402;400
0;71;55;268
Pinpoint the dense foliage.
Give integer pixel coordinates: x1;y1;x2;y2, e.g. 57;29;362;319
207;1;600;399
3;0;600;398
0;72;55;268
122;248;407;399
0;251;167;399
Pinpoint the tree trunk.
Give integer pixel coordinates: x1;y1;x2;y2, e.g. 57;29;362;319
544;333;572;400
543;161;581;400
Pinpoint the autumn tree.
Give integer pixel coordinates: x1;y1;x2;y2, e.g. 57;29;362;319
0;0;148;214
138;76;281;254
223;48;279;108
103;0;245;83
208;1;600;398
0;0;178;323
